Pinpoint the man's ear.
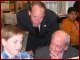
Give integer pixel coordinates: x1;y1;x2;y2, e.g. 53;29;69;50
28;10;31;16
2;39;6;46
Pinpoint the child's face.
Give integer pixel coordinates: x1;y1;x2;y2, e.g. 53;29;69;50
68;11;77;20
3;34;23;56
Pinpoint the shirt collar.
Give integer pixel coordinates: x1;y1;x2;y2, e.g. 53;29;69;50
33;24;40;31
1;51;20;59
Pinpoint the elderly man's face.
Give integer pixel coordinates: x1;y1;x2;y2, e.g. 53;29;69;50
29;5;45;26
49;35;66;56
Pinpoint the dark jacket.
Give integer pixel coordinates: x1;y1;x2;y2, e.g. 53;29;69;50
17;9;59;51
34;46;79;59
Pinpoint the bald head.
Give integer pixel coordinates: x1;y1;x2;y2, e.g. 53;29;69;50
51;30;70;46
29;1;46;11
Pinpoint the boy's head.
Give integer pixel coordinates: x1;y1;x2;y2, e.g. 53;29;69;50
1;25;26;56
67;7;77;20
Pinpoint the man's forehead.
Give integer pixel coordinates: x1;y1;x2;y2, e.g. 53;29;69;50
52;34;65;41
31;6;45;17
51;36;65;45
31;5;45;11
32;4;44;9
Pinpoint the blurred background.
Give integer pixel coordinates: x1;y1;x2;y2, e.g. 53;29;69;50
1;1;76;26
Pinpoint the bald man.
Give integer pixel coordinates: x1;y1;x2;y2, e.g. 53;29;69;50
34;30;79;59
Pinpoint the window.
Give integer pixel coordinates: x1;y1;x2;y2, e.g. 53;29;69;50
42;1;75;15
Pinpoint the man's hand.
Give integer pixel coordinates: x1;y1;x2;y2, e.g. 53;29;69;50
50;51;62;59
27;50;34;57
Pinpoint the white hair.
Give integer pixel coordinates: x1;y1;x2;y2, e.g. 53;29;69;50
64;33;70;46
51;30;70;46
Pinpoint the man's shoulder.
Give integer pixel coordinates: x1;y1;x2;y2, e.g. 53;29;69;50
45;9;59;21
62;46;79;59
46;9;56;14
37;46;49;51
19;51;32;58
17;9;28;15
46;9;58;17
35;46;50;58
36;46;49;54
64;46;79;57
68;46;78;52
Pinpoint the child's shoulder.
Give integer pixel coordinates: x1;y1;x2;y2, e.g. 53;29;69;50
19;51;29;56
20;51;28;53
19;51;32;59
1;51;8;59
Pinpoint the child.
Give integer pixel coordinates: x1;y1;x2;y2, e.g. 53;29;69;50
60;7;79;46
1;25;33;59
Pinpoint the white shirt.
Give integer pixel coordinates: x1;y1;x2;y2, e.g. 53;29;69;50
33;24;40;31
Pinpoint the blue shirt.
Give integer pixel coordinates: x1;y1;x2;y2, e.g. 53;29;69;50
1;51;33;59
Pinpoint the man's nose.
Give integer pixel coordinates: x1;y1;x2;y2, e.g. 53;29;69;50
36;18;40;22
36;17;39;20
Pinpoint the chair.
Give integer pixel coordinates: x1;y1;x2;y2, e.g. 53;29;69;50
22;32;29;51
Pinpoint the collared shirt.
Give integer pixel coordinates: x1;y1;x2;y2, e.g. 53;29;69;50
1;51;33;59
33;24;40;31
